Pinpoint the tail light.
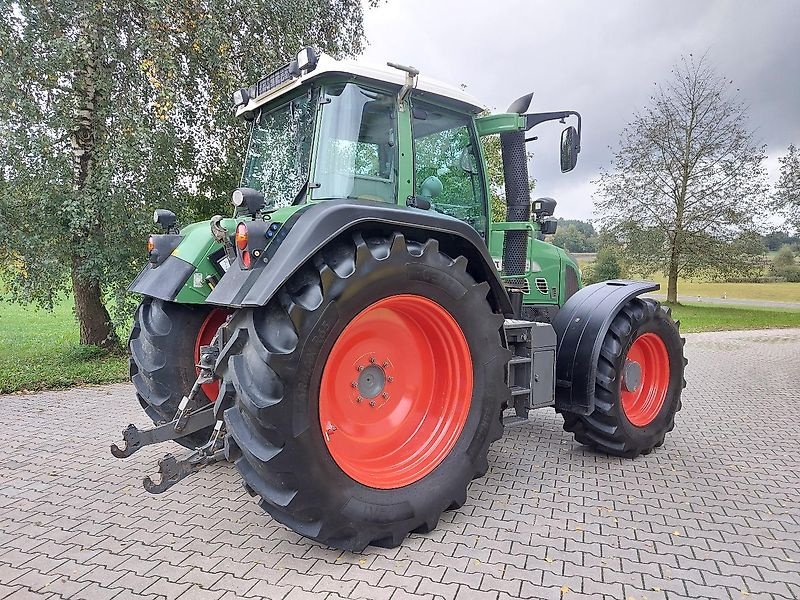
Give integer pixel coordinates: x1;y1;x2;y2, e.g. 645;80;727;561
235;223;248;250
234;220;281;270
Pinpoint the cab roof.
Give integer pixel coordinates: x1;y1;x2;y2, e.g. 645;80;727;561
236;53;486;118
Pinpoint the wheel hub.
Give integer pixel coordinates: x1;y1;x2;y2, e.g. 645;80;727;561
622;360;642;392
357;364;386;399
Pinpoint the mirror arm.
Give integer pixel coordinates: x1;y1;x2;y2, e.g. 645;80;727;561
524;110;582;150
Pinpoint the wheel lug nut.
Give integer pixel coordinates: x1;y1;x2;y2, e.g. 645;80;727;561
382;392;388;399
357;365;364;371
351;382;358;388
369;357;376;364
356;396;363;403
369;400;376;407
382;361;389;367
387;376;393;383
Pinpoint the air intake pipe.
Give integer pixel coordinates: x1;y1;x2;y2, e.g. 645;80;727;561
501;93;533;282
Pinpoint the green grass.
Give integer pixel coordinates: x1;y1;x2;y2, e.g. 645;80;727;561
0;298;128;394
668;303;800;333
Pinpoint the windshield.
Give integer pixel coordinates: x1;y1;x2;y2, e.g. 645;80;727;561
313;83;397;202
241;91;315;208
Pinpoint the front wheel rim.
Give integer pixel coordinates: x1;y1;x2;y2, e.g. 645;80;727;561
319;294;473;489
621;332;670;427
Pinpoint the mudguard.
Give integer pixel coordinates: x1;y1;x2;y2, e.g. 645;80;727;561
128;255;196;301
552;280;659;415
206;198;514;315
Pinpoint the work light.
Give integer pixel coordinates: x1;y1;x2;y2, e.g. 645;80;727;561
296;47;318;73
153;209;177;231
232;87;250;108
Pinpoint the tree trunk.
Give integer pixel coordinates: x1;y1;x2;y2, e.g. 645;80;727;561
71;255;118;349
666;246;679;303
69;16;117;348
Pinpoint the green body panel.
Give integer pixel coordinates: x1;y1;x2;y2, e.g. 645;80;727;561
474;113;525;137
171;219;234;303
170;205;317;303
488;221;580;306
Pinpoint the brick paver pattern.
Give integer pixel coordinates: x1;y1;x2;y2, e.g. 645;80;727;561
1;328;799;600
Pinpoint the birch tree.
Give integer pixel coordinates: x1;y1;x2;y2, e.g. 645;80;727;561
0;0;372;347
594;55;767;302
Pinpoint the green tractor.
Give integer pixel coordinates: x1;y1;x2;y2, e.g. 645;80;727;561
113;47;686;551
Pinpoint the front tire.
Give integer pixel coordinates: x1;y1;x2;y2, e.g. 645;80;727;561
218;231;510;551
561;298;686;458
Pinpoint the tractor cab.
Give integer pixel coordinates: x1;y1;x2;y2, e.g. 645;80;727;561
233;50;489;230
231;47;582;310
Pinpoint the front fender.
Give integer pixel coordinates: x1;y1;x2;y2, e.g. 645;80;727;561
552;280;659;415
206;199;513;315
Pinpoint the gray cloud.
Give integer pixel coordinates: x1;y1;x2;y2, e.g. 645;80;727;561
361;0;800;220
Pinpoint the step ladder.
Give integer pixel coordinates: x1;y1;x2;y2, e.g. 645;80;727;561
502;319;557;427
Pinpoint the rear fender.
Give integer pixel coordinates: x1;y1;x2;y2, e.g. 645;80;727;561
128;219;237;303
205;199;513;316
552;280;659;415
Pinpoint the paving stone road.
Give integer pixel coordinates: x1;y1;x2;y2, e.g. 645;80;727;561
1;328;799;600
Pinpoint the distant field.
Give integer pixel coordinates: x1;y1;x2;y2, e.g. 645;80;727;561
0;298;128;394
669;303;800;333
572;252;596;266
649;277;800;303
569;253;800;303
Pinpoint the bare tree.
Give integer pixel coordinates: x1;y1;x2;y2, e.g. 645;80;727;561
595;55;767;302
773;145;800;232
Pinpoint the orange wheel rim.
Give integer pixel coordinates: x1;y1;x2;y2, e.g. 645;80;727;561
319;294;473;489
194;308;230;402
621;332;670;427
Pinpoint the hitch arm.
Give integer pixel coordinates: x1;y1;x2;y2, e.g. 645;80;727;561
143;420;227;494
110;405;216;458
141;448;225;494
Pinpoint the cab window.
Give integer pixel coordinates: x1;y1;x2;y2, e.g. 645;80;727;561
314;83;397;202
411;102;487;236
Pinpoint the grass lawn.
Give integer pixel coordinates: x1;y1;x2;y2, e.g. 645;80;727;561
0;298;128;394
668;303;800;333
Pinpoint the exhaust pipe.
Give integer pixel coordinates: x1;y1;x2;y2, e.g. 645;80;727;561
501;93;533;282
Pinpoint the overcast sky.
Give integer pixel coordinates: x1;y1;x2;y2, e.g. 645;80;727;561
360;0;800;221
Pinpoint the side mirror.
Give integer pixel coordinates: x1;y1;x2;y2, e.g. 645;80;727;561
560;126;580;173
419;175;443;199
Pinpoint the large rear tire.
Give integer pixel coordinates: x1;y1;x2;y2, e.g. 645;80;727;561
129;298;226;448
560;297;686;458
218;232;510;551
